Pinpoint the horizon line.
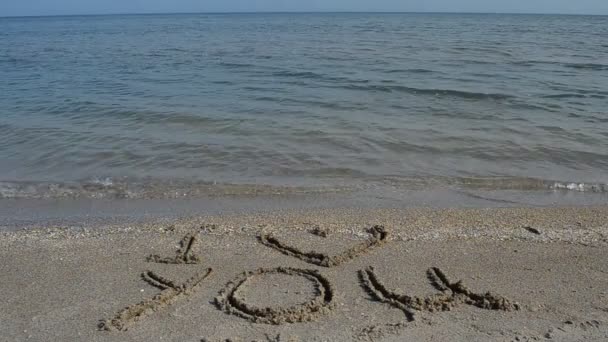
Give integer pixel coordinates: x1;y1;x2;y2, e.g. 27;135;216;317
2;10;607;19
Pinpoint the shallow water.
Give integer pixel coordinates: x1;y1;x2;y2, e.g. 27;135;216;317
1;13;607;199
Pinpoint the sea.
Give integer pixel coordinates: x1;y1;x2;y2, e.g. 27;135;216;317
1;13;607;202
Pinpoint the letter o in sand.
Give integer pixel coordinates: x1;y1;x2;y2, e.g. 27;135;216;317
215;267;334;324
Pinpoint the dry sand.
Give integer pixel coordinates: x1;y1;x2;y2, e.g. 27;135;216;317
1;206;608;341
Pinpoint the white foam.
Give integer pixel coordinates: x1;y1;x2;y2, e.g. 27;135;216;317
551;182;608;192
90;177;114;187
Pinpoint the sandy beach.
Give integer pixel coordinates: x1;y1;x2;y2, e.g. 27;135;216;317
3;6;608;342
1;206;607;341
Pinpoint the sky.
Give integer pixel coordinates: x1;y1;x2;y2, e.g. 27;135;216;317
1;0;608;17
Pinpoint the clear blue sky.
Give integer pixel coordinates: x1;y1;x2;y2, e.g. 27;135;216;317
2;0;608;17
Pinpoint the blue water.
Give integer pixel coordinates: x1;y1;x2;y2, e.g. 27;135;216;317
1;13;607;198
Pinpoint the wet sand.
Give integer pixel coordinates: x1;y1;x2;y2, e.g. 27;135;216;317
1;206;608;341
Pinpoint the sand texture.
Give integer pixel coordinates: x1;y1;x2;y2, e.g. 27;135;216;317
1;207;608;341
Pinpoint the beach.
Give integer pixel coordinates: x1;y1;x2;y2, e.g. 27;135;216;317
2;205;607;341
2;12;608;342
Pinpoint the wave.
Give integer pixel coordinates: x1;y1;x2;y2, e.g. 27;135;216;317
36;101;239;127
549;182;605;192
0;178;345;200
1;176;606;200
367;175;608;194
511;60;608;71
449;177;608;193
334;84;514;100
450;46;514;57
383;68;436;74
271;70;324;79
542;93;588;99
218;61;256;69
564;63;608;71
268;70;371;85
252;96;368;110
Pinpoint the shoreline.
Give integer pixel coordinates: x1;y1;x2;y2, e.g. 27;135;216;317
2;187;608;232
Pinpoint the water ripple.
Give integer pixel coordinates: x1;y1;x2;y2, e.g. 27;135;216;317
0;13;607;194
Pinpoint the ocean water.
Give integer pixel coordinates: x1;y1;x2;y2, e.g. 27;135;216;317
1;13;607;199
